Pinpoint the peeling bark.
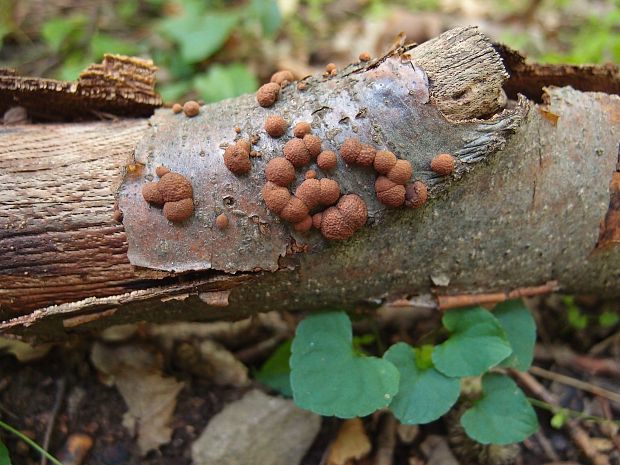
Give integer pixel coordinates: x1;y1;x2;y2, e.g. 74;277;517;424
1;27;619;340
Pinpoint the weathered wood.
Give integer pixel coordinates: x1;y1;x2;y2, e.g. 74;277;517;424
1;27;619;340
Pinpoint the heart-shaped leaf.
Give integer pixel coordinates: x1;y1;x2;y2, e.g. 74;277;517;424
384;342;460;424
461;373;538;444
256;340;292;397
290;312;400;418
495;300;536;371
432;307;512;377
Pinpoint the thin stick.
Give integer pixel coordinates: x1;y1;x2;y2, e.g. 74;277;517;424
529;366;620;405
0;420;65;465
437;281;559;310
41;378;66;465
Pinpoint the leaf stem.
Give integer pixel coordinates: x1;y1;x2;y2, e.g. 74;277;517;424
0;420;64;465
527;398;620;425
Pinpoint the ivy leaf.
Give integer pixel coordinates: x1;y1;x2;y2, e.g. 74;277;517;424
290;312;400;418
495;300;536;371
384;342;460;424
461;373;539;444
432;307;512;377
256;340;292;397
0;440;10;465
193;63;258;103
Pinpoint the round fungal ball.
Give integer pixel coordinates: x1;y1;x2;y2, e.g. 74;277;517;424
183;100;200;117
172;103;182;114
326;63;337;73
262;182;291;214
271;70;295;86
317;150;337;171
163;198;194;223
283;138;311;167
312;212;323;229
405;181;428;209
337;194;367;230
293;215;313;232
375;176;405;207
340;138;362;165
293;122;312;138
305;170;317;179
357;144;377;167
374;150;398;174
256;83;280;108
359;52;371;62
431;153;456;176
158;172;193;203
280;196;309;223
303;134;322;157
237;139;251;152
264;115;287;138
215;213;229;229
156;166;170;177
387;159;413;184
142;182;164;206
265;157;296;186
320;208;353;240
319;178;340;206
295;179;321;210
224;144;251;175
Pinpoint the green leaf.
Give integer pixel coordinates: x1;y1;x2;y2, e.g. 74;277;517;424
598;310;619;328
41;15;88;53
57;52;94;81
461;373;539;445
159;12;239;63
495;300;536;371
550;409;568;429
432;307;512;377
256;340;292;397
384;342;460;424
0;440;10;465
157;81;193;103
250;0;282;37
91;33;139;60
290;312;400;418
193;63;258;103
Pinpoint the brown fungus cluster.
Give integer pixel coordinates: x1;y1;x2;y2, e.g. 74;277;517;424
316;194;367;240
256;82;281;108
317;150;337;171
270;70;294;87
265;157;296;186
224;140;252;175
431;153;456;176
293;122;312;138
264;115;288;138
141;167;194;223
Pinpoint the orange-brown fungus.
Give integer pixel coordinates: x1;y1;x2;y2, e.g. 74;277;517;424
338;194;368;231
319;178;340;206
262;182;291;214
317;150;337;171
224;142;251;175
142;182;164;206
375;176;405;207
156;166;170;177
295;179;321;210
357;144;377;167
293;215;313;232
256;83;280;108
303;134;322;157
265;157;296;186
172;103;182;114
340;138;362;165
374;150;398;174
312;212;323;229
359;52;371;62
326;63;337;73
284;138;311;167
405;181;428;208
271;70;295;87
431;153;456;176
305;170;317;179
163;198;194;223
320;194;367;240
237;139;251;152
297;82;307;91
264;115;287;138
183;100;200;117
293;122;312;138
215;213;229;229
158;172;193;203
280;196;309;223
387;159;413;184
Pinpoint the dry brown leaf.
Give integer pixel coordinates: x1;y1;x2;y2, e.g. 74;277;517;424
327;418;372;465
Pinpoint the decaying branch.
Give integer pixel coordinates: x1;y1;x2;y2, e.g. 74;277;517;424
1;26;619;340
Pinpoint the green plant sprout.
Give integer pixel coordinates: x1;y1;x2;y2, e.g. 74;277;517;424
0;420;64;465
258;299;540;445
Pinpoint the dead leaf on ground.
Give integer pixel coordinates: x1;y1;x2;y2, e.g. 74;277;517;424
327;418;372;465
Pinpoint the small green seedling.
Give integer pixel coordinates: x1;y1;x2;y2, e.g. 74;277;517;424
261;299;540;446
0;419;64;465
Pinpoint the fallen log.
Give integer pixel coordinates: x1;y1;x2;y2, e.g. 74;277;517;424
1;26;619;340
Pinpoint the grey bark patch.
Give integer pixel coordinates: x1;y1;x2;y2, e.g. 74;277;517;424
191;389;321;465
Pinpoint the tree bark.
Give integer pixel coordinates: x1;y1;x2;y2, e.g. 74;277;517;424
1;27;619;341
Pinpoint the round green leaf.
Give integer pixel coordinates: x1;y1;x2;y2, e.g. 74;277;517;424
290;312;400;418
495;300;536;371
461;373;539;445
384;342;460;424
432;307;512;377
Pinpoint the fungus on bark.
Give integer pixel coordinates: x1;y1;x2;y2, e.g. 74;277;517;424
305;170;317;179
373;150;398;174
224;142;252;175
431;153;456;176
142;170;195;223
405;181;428;208
375;176;406;207
264;115;287;138
293;122;312;138
155;166;170;178
270;70;295;87
340;138;362;165
386;159;413;184
172;103;182;114
303;134;322;157
183;101;200;117
158;172;193;203
256;83;280;108
280;196;310;223
317;150;337;171
265;157;296;187
283;138;311;167
319;194;367;240
142;182;164;206
262;182;291;214
359;52;371;62
163;198;194;223
215;213;229;230
293;215;313;232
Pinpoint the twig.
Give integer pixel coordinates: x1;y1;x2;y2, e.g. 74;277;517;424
529;366;620;405
511;369;610;465
41;378;66;465
374;412;397;465
437;281;559;310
